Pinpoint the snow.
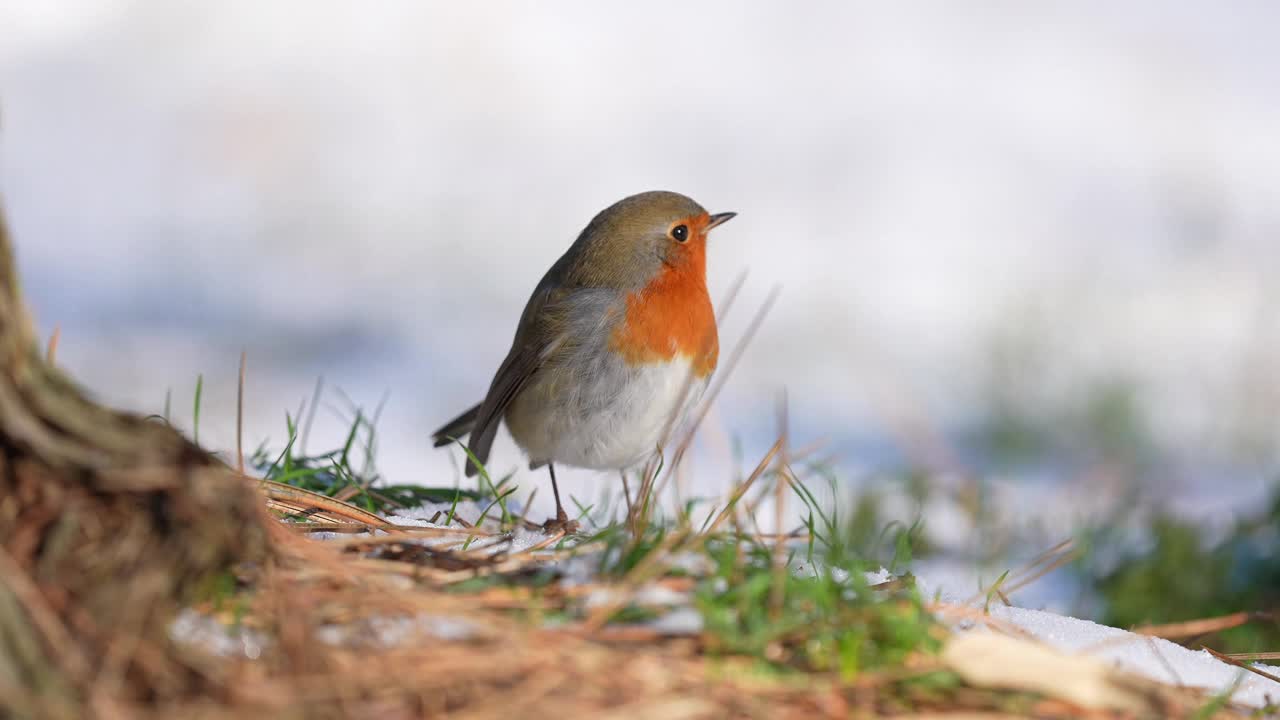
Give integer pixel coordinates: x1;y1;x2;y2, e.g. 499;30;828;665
383;500;555;554
584;583;688;610
170;609;266;660
386;499;500;528
648;607;704;636
316;614;480;647
920;572;1280;709
993;606;1278;709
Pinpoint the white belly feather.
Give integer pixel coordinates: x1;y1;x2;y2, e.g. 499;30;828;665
504;354;708;471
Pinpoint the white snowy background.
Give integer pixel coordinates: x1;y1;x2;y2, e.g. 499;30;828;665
4;3;1280;695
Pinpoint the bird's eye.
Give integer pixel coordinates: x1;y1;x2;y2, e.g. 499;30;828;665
671;224;689;242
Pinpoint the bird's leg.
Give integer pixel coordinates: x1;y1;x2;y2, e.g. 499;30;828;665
548;463;567;524
542;463;579;534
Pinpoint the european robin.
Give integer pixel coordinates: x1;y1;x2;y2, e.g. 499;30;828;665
432;190;735;530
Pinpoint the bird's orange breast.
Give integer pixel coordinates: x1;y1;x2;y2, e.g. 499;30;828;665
607;241;718;377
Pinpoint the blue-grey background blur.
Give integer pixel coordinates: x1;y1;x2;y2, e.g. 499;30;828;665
4;3;1278;609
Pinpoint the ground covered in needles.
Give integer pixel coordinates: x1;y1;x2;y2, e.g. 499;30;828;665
149;406;1279;719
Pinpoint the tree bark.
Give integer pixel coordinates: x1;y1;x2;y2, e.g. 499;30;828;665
0;202;271;717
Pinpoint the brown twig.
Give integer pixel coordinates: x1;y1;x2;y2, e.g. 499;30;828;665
237;349;247;475
963;538;1076;606
45;325;60;365
1204;646;1280;685
1227;651;1280;661
769;391;788;619
634;271;750;533
1133;612;1254;640
655;284;781;508
259;480;393;527
702;436;784;538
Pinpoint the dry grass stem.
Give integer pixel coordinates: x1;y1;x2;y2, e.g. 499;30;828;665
1133;612;1255;640
45;325;60;365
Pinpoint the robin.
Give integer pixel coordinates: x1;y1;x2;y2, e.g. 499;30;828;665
432;190;735;531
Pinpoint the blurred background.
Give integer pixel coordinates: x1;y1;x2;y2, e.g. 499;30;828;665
3;2;1278;630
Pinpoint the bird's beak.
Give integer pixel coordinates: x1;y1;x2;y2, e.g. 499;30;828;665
706;212;737;231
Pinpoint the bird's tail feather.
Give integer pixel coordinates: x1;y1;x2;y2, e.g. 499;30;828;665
431;403;480;447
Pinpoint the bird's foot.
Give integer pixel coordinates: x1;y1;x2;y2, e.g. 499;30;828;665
541;510;580;535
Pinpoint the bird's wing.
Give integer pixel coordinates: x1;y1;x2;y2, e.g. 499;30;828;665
462;285;568;476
